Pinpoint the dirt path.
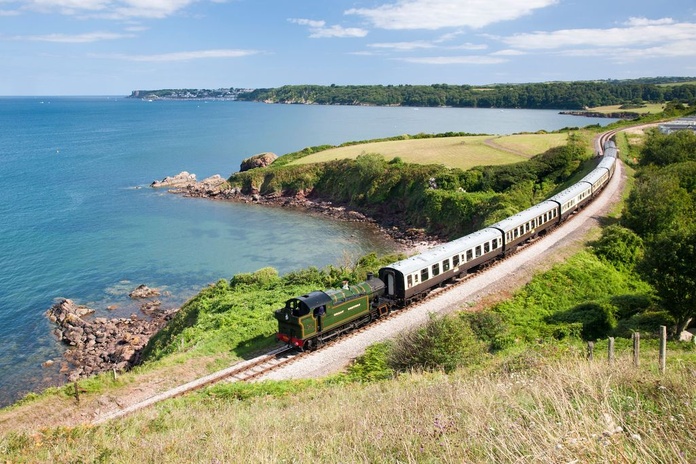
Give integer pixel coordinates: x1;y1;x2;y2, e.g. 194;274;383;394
483;137;536;158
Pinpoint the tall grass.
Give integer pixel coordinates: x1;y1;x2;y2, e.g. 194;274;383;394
3;350;694;463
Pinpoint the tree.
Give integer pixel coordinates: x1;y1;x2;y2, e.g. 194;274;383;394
622;170;693;239
640;128;696;167
591;225;643;270
639;226;696;336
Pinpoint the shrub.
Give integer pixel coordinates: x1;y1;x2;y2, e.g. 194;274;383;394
460;310;513;351
346;343;394;382
548;301;618;341
230;267;281;287
388;313;485;373
591;225;643;269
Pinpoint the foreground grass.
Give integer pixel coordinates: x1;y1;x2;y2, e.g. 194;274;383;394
2;348;694;463
289;133;567;169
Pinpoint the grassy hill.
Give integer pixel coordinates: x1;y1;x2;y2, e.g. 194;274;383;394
289;133;568;170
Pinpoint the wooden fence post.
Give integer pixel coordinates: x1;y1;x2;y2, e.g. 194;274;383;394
608;337;615;365
587;341;594;361
633;332;640;368
659;325;667;374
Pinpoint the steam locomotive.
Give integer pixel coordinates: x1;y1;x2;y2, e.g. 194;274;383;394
275;140;618;350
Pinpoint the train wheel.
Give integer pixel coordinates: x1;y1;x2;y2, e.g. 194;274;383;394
303;339;317;352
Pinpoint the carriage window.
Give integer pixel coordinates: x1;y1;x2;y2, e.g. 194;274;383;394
443;260;450;272
453;255;460;267
407;275;413;288
413;273;419;284
514;228;519;238
475;246;482;258
484;242;490;253
466;250;473;261
421;268;429;281
492;238;499;249
432;263;440;276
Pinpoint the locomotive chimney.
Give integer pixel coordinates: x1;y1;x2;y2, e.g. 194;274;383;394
367;272;374;280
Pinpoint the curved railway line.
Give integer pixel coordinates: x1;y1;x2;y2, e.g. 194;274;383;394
91;130;625;425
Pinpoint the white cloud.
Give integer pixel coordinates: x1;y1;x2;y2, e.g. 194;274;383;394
109;48;259;62
289;18;368;38
21;0;197;19
368;40;435;51
13;31;134;42
345;0;558;30
398;55;507;64
448;42;488;51
491;49;525;56
498;17;696;50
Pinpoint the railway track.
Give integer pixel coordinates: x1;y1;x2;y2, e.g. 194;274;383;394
91;131;622;425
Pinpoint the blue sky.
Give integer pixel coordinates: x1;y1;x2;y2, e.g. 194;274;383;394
1;0;695;95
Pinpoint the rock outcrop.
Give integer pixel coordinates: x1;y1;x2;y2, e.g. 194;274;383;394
46;298;176;381
239;152;277;172
151;171;197;188
128;284;160;299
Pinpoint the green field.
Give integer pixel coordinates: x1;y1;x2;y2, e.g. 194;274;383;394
590;103;665;114
289;133;569;170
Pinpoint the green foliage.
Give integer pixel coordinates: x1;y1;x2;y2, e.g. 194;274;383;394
142;254;403;363
590;224;644;269
230;133;592;239
460;310;514;351
388;314;486;373
639;225;696;335
639;128;696;167
492;252;652;343
345;343;394;382
549;301;619;340
230;267;281;287
203;379;322;401
238;81;696;109
622;169;694;238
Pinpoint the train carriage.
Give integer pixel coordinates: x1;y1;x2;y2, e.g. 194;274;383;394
548;181;593;220
597;155;616;178
379;228;503;306
580;167;611;197
488;200;560;253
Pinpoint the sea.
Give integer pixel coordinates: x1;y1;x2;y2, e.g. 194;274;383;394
0;97;617;406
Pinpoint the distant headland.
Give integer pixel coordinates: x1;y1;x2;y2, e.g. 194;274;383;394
127;88;255;101
127;77;696;111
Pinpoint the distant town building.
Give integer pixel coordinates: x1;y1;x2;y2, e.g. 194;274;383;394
659;117;696;134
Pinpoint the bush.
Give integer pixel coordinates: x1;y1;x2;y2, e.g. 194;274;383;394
230;267;281;287
460;310;513;351
548;301;618;341
388;314;485;373
591;225;643;269
346;343;394;382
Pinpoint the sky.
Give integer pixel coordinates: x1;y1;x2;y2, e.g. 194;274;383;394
1;0;695;95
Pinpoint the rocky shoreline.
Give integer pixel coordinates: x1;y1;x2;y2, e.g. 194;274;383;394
151;170;440;250
46;287;177;382
45;162;438;385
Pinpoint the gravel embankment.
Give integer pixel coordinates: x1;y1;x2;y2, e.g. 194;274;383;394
261;161;625;381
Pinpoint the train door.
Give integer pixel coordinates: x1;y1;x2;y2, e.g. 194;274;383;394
385;270;395;296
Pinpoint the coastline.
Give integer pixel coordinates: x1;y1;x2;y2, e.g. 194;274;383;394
154;171;443;253
43;172;439;389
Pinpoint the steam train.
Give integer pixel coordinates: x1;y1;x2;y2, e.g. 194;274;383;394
275;139;619;350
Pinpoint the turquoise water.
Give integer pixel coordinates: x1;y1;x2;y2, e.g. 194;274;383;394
0;97;616;405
